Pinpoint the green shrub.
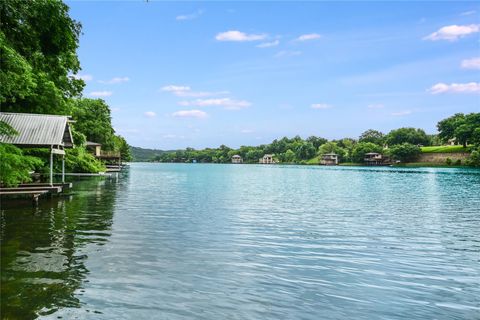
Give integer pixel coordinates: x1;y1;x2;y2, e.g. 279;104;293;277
386;143;421;162
65;147;105;173
466;148;480;167
0;143;43;187
445;158;452;165
455;159;461;166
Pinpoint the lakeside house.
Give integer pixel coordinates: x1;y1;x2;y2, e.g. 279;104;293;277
320;153;338;165
231;155;243;164
0;112;74;185
364;152;390;166
259;154;275;164
85;140;122;171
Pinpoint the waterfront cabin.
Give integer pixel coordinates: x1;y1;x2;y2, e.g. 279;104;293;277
364;152;388;165
231;155;243;164
86;141;102;157
0;112;74;185
320;153;338;165
259;154;275;164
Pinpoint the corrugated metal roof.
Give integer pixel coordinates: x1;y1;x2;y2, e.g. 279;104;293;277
86;141;102;146
0;112;73;147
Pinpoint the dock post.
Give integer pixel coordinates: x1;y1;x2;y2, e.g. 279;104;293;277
62;155;65;183
50;147;53;187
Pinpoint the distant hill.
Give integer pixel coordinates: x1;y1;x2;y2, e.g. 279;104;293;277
130;146;173;162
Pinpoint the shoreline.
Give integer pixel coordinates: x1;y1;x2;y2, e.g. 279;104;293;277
137;161;476;169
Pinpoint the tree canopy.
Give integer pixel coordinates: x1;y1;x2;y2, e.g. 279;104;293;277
0;0;84;114
437;113;480;147
385;127;430;146
359;129;384;145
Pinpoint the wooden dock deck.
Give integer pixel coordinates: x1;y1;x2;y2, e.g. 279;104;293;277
0;183;73;203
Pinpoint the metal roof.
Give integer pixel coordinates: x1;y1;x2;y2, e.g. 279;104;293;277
86;141;102;146
0;112;74;147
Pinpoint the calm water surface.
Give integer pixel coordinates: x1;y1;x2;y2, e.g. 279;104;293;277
1;163;479;319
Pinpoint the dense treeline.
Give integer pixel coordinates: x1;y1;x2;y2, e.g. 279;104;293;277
151;113;480;167
0;0;131;186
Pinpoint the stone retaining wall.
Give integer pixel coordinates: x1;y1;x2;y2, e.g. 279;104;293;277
417;152;470;164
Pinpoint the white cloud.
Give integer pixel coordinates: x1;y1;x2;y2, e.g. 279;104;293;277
72;74;93;81
428;82;480;94
111;107;121;112
176;9;204;21
256;40;280;48
241;129;254;134
274;50;302;58
215;30;266;42
461;57;480;70
89;91;112;97
367;104;384;109
172;110;208;118
98;77;130;84
423;24;480;41
296;33;322;41
311;103;332;110
460;10;476;16
391;110;412;116
144;111;156;118
178;98;251;110
161;85;228;97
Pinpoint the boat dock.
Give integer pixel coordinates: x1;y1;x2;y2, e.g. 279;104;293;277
0;183;73;203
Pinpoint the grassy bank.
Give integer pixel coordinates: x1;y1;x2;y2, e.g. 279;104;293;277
421;146;470;153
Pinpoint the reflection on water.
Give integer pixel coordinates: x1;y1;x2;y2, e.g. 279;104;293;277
1;164;480;320
1;173;126;319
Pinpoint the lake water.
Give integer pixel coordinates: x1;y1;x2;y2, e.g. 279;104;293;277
1;163;479;319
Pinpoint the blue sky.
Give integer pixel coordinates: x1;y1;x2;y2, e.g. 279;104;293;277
67;1;480;149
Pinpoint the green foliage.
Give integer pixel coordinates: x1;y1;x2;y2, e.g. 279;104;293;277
0;143;43;186
113;135;133;162
71;98;115;149
350;142;383;163
445;158;452;166
0;0;83;114
64;147;105;173
385;127;430;146
281;149;296;163
437;113;480;147
387;143;421;163
295;142;316;160
359;129;384;145
466;148;480;167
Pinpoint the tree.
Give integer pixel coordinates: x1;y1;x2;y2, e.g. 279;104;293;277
437;113;480;147
0;0;84;114
350;142;383;163
0;143;43;186
295;142;316;160
283;149;295;162
386;143;421;163
437;113;465;143
306;136;328;149
385;127;430;146
359;129;384;145
71;99;116;149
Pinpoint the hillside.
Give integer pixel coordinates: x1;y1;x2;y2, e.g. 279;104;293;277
130;146;171;162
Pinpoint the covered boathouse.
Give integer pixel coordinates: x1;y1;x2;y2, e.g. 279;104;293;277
0;112;74;186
